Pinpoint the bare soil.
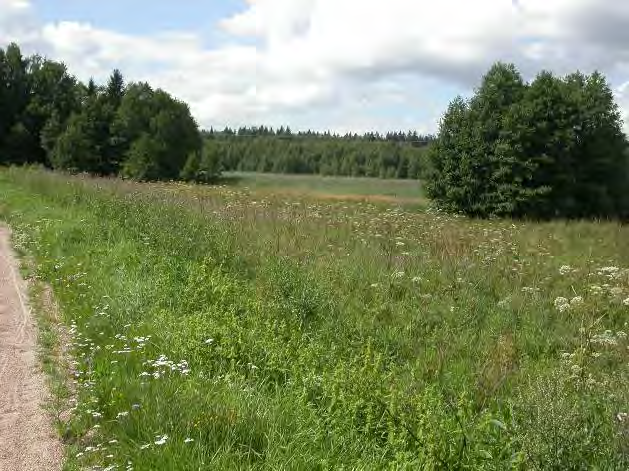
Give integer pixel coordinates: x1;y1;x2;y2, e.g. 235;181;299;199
0;225;62;471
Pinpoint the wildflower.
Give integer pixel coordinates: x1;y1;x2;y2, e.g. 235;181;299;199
570;296;584;307
554;297;570;313
591;330;618;346
140;444;150;450
411;276;422;284
154;435;168;446
623;297;629;306
204;338;214;344
617;412;628;423
559;265;573;275
610;287;624;296
184;438;194;443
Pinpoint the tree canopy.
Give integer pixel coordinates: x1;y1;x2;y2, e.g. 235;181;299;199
0;43;202;182
204;127;433;179
427;62;629;220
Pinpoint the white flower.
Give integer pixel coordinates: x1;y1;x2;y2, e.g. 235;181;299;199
154;435;168;446
184;438;194;443
559;265;574;275
570;296;584;307
623;297;629;307
617;412;628;423
140;444;150;450
116;411;129;419
554;297;570;312
610;287;624;296
204;338;214;344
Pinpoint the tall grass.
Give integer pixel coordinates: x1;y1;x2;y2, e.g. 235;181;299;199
1;167;628;470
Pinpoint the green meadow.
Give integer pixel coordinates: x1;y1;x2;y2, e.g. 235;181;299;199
1;167;628;470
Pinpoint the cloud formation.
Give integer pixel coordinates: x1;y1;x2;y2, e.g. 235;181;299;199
2;0;629;132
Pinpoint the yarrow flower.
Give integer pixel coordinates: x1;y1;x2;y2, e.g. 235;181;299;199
554;297;570;313
570;296;584;307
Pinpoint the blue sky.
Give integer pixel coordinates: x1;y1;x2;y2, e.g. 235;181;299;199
33;1;241;41
3;1;629;133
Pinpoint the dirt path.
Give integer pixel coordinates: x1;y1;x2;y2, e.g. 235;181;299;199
0;225;62;471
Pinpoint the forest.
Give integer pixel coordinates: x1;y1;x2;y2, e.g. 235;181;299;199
0;42;431;183
206;127;433;179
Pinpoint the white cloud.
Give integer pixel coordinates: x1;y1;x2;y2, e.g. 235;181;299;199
2;0;629;132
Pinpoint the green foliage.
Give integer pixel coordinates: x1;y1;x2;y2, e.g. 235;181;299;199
50;112;100;172
120;133;163;181
113;84;202;180
209;127;433;180
1;42;202;182
180;142;222;183
428;62;629;220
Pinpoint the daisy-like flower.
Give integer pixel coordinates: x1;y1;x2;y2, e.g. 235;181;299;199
154;435;168;446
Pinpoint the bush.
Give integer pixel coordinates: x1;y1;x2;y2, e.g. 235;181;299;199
427;63;629;220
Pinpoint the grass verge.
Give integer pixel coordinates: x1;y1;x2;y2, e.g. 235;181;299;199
0;167;628;470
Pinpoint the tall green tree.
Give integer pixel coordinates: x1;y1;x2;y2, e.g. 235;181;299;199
115;83;202;180
0;43;30;164
427;63;629;220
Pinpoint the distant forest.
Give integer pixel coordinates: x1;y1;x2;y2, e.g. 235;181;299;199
205;127;434;179
1;41;432;182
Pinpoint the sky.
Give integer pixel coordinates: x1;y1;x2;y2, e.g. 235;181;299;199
2;0;629;134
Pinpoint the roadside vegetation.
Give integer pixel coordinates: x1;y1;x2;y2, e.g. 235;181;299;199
1;167;628;469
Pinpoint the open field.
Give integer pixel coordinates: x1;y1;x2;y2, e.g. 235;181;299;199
222;172;425;203
1;167;628;469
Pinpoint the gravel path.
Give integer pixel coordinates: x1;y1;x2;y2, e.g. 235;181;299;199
0;225;62;471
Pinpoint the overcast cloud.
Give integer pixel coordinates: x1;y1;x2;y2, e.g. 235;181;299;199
1;0;629;132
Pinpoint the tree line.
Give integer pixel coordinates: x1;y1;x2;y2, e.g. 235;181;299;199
205;127;434;179
0;42;207;181
1;41;432;183
427;63;629;220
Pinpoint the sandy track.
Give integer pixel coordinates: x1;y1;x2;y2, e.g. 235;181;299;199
0;225;62;471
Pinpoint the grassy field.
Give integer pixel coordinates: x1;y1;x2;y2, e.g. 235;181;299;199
222;172;425;203
1;167;628;470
